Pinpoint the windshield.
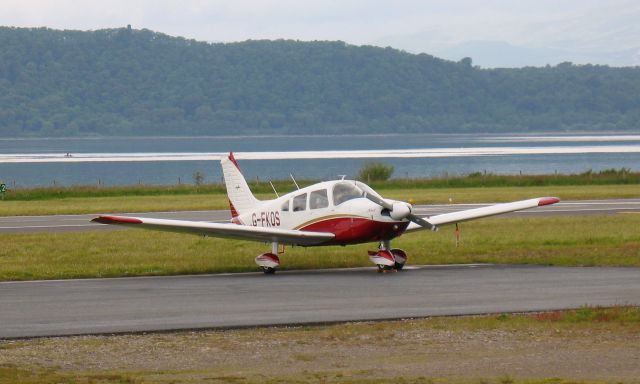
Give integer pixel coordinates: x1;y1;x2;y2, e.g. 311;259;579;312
354;181;383;199
332;182;363;206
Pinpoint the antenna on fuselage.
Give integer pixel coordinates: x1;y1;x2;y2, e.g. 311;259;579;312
269;180;279;197
290;174;300;190
338;175;346;180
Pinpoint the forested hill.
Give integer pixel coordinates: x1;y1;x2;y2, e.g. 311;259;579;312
1;26;640;137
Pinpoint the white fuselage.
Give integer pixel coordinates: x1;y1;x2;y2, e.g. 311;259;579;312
233;180;408;245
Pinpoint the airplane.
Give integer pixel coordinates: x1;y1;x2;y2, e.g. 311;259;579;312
92;152;560;274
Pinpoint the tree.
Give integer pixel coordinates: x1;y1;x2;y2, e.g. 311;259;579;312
192;171;205;186
1;26;639;137
358;161;394;182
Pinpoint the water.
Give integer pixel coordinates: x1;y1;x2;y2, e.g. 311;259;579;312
1;134;639;187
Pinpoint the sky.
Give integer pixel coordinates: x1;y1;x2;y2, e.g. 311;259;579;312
2;0;639;67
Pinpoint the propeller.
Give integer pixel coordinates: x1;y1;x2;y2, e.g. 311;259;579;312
363;192;438;231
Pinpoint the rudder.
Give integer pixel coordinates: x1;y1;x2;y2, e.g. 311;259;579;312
221;152;259;217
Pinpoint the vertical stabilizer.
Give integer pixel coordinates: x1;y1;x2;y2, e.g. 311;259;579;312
221;152;259;217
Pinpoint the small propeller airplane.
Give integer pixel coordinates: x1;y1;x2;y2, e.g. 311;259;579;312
92;152;560;274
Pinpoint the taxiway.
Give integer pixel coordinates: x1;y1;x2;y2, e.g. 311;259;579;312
2;264;639;339
1;198;639;233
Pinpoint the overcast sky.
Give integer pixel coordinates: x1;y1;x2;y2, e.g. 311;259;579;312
3;0;639;67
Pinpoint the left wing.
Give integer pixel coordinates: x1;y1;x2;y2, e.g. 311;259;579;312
92;216;334;246
405;197;559;233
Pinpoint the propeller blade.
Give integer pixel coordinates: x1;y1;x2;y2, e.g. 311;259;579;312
365;192;437;231
407;213;438;232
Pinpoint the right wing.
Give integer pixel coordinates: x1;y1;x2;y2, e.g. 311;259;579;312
92;215;334;246
405;197;560;232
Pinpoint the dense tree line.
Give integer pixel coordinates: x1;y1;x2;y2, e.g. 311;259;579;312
1;26;639;137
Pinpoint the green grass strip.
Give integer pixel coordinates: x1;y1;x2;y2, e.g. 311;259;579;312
1;184;639;216
1;214;638;281
3;168;639;201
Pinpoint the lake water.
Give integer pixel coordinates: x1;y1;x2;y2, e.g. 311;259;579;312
1;133;639;187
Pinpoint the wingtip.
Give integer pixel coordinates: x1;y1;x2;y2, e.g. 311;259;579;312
92;216;143;224
538;197;560;206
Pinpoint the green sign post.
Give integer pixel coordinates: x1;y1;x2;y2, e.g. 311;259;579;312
0;183;6;200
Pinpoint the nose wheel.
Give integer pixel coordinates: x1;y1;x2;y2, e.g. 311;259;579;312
376;264;396;273
369;245;408;272
391;248;407;270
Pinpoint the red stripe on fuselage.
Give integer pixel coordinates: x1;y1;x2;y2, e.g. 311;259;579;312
300;217;409;245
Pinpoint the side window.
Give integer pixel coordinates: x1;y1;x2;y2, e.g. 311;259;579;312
292;193;307;212
309;189;328;209
281;200;290;212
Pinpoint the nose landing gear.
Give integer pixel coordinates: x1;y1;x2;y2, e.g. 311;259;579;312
368;249;396;272
368;240;408;272
391;248;407;270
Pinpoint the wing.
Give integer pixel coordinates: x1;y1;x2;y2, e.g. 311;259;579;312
92;216;334;246
405;197;559;233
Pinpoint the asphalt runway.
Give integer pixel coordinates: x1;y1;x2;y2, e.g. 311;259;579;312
2;264;639;339
2;198;639;233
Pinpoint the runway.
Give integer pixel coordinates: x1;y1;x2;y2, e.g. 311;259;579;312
2;198;639;233
2;264;639;339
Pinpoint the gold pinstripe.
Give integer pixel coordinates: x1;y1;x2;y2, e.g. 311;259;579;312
293;214;368;230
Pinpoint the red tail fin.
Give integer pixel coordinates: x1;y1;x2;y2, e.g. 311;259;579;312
229;199;239;218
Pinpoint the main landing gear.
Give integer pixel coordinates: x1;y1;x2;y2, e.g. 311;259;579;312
255;240;407;275
255;242;281;274
368;240;407;273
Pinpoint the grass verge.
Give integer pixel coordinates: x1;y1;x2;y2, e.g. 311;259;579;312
1;214;638;281
5;168;639;201
1;184;639;216
1;168;638;216
1;306;639;383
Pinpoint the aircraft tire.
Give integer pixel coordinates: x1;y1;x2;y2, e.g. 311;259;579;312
391;248;407;271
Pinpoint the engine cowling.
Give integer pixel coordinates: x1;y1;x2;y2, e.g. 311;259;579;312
389;202;411;221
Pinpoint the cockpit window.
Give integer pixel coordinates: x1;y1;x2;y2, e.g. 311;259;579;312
332;182;363;206
309;189;329;209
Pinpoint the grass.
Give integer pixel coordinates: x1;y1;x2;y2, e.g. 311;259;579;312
1;306;639;383
1;184;639;216
1;214;638;281
0;364;631;384
5;168;639;201
1;168;638;216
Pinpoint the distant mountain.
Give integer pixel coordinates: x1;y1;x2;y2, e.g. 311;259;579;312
1;26;640;137
434;40;582;69
435;40;640;69
373;4;640;68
